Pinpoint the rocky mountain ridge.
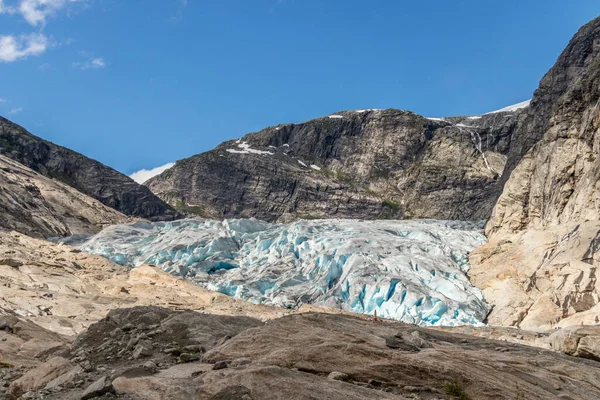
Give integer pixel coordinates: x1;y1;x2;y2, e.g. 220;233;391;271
146;107;525;222
0;117;180;222
0;154;131;238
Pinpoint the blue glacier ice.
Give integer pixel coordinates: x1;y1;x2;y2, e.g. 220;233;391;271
79;218;490;326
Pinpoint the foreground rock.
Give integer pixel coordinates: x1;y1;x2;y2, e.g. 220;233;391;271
0;116;179;221
0;154;131;238
470;16;600;328
6;308;600;400
0;231;292;337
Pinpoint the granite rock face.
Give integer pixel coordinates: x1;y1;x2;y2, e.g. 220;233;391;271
0;154;130;238
146;109;523;222
0;116;180;222
470;16;600;328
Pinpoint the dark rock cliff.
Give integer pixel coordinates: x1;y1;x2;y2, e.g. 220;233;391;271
146;108;524;222
0;117;180;221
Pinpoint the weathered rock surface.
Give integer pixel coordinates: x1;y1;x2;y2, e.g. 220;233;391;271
3;234;600;399
0;116;180;221
470;16;600;328
0;154;131;238
7;356;73;398
146;109;523;222
0;231;295;337
17;309;600;400
549;325;600;362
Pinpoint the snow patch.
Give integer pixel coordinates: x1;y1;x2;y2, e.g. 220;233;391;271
298;160;307;167
485;99;531;114
328;115;344;119
354;109;381;113
310;165;321;171
226;141;274;155
130;162;176;184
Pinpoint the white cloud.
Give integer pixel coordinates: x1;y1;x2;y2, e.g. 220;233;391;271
0;0;16;14
8;107;23;115
130;162;175;184
72;56;106;70
0;33;47;62
18;0;84;26
0;98;6;103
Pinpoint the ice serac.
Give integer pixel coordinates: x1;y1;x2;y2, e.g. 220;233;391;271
80;218;490;326
469;16;600;329
0;116;180;221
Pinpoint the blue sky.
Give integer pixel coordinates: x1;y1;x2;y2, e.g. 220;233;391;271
1;1;599;177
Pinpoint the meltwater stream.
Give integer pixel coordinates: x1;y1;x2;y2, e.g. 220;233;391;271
79;218;490;326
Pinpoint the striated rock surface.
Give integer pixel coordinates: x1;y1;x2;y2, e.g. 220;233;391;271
0;230;294;337
469;16;600;328
146;109;523;222
0;116;180;221
0;154;131;238
11;308;599;400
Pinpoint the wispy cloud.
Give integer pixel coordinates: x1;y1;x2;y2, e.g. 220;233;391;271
73;55;106;70
0;98;6;103
10;0;86;27
130;162;176;184
8;107;23;115
0;33;48;62
38;62;50;70
169;0;187;23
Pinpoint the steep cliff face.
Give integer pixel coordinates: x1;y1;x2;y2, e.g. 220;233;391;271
0;117;180;221
146;109;523;222
469;16;600;329
0;154;131;238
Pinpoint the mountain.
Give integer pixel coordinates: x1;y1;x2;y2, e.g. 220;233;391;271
0;154;130;238
145;108;524;222
0;116;180;222
469;16;600;328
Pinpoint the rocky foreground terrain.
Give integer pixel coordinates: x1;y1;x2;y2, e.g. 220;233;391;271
1;233;600;400
0;117;179;221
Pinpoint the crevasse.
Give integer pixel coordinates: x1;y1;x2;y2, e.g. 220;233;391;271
79;218;490;326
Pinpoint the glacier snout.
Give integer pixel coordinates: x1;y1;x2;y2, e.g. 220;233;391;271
80;218;490;326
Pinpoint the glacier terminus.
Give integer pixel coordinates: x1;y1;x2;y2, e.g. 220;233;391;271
79;218;490;327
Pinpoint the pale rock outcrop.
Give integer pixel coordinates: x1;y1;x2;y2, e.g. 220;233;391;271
0;231;293;337
8;356;72;398
470;16;600;328
549;325;600;361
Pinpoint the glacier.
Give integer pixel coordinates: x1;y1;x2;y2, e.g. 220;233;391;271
79;218;490;326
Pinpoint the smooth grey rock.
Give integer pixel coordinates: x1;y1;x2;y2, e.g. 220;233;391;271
80;376;113;399
327;371;349;381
